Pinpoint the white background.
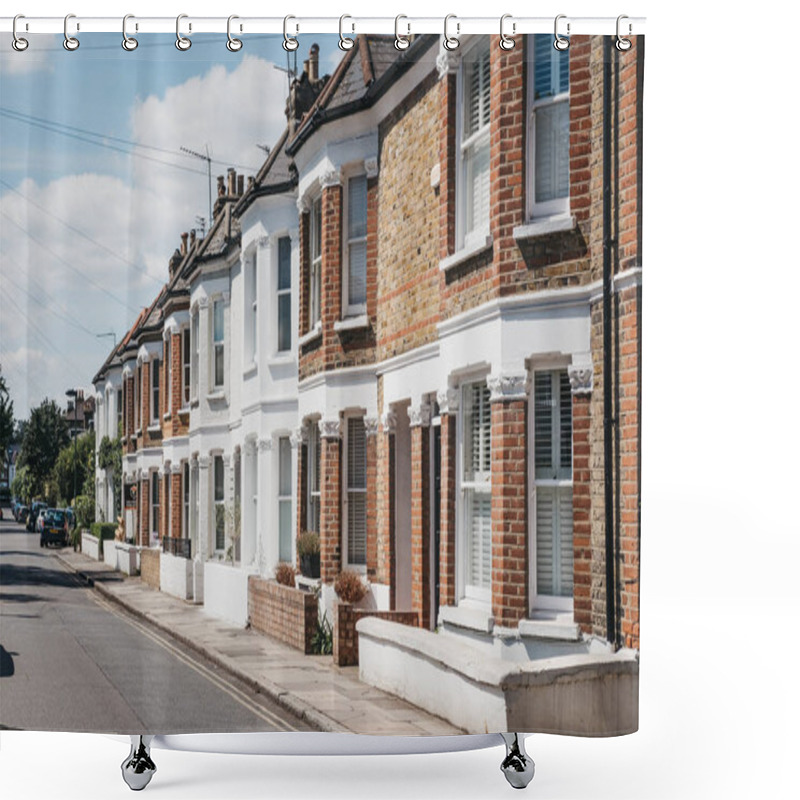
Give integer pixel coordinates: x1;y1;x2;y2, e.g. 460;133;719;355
2;1;798;798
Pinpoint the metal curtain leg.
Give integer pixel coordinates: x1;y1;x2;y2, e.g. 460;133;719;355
121;735;157;791
500;733;535;790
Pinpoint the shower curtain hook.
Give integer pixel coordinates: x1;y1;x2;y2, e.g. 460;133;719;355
443;14;460;51
394;15;410;51
176;14;192;51
12;15;29;52
499;14;516;50
339;15;355;51
615;15;632;51
554;14;570;50
227;15;243;51
63;14;79;51
283;15;299;51
122;15;138;51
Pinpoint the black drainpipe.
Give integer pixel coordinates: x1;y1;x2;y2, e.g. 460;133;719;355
603;36;618;650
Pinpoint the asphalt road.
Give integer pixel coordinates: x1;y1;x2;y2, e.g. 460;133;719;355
0;512;312;733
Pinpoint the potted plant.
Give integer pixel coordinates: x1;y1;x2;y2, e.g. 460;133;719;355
334;569;368;605
274;562;296;587
297;530;321;578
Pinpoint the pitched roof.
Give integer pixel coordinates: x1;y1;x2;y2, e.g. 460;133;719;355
286;34;438;156
233;127;296;217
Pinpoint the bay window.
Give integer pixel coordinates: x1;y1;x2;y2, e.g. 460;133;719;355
344;175;367;316
458;39;491;249
533;370;573;600
528;34;570;219
309;197;322;329
344;416;367;568
277;236;292;352
461;380;492;603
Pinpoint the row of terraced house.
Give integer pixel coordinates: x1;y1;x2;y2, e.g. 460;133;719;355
92;33;643;733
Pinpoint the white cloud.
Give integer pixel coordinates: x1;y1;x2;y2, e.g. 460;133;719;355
1;54;291;417
0;35;57;76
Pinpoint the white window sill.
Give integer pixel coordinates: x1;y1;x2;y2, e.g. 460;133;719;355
518;614;581;642
513;214;576;241
333;314;369;333
147;425;161;434
243;362;258;379
267;353;295;367
438;603;495;634
439;235;493;273
162;413;171;422
178;406;191;416
298;323;322;348
206;390;227;402
134;429;142;437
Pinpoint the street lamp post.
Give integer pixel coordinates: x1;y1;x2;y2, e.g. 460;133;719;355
66;389;78;506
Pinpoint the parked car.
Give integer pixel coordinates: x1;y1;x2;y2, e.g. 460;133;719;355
27;502;47;532
40;509;69;548
17;505;30;526
35;508;50;535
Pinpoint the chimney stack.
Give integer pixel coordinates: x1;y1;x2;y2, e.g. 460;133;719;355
180;232;188;256
189;229;196;249
237;174;244;195
227;167;237;196
217;175;225;197
308;43;319;82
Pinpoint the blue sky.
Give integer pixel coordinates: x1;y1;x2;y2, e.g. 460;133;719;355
0;33;341;419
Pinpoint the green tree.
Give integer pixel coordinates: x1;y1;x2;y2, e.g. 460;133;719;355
0;366;14;471
18;398;69;500
52;430;95;506
10;463;34;504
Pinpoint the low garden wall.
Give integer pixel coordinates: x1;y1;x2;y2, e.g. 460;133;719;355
333;604;419;667
248;576;317;654
140;547;160;590
81;532;100;561
204;561;255;627
160;550;193;601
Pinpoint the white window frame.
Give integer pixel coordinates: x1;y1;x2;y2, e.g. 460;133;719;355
529;366;574;613
309;196;322;330
527;34;571;221
456;37;492;252
163;333;172;417
245;250;258;366
190;312;199;402
181;326;191;408
456;376;492;607
213;454;225;553
164;469;171;538
116;388;122;438
343;414;367;572
306;421;321;534
276;235;292;353
182;461;189;540
277;435;293;563
133;365;141;433
149;356;160;426
150;471;160;542
342;173;368;318
212;299;225;391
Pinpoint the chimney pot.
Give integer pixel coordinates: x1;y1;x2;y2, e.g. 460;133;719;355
309;43;319;82
189;230;196;248
227;167;236;196
217;175;225;196
247;176;254;190
237;174;244;195
180;232;188;255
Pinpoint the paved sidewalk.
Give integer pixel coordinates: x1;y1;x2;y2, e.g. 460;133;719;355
55;549;461;737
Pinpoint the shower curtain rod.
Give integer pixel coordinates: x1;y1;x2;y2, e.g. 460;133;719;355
0;15;646;37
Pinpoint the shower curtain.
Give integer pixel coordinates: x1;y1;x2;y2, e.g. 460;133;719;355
0;24;643;739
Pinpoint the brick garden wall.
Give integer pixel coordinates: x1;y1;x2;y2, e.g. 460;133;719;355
248;576;318;654
333;603;418;667
140;547;160;590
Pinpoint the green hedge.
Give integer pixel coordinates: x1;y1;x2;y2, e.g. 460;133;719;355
90;522;117;557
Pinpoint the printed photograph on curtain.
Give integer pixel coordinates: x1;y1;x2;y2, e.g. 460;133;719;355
0;31;643;737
